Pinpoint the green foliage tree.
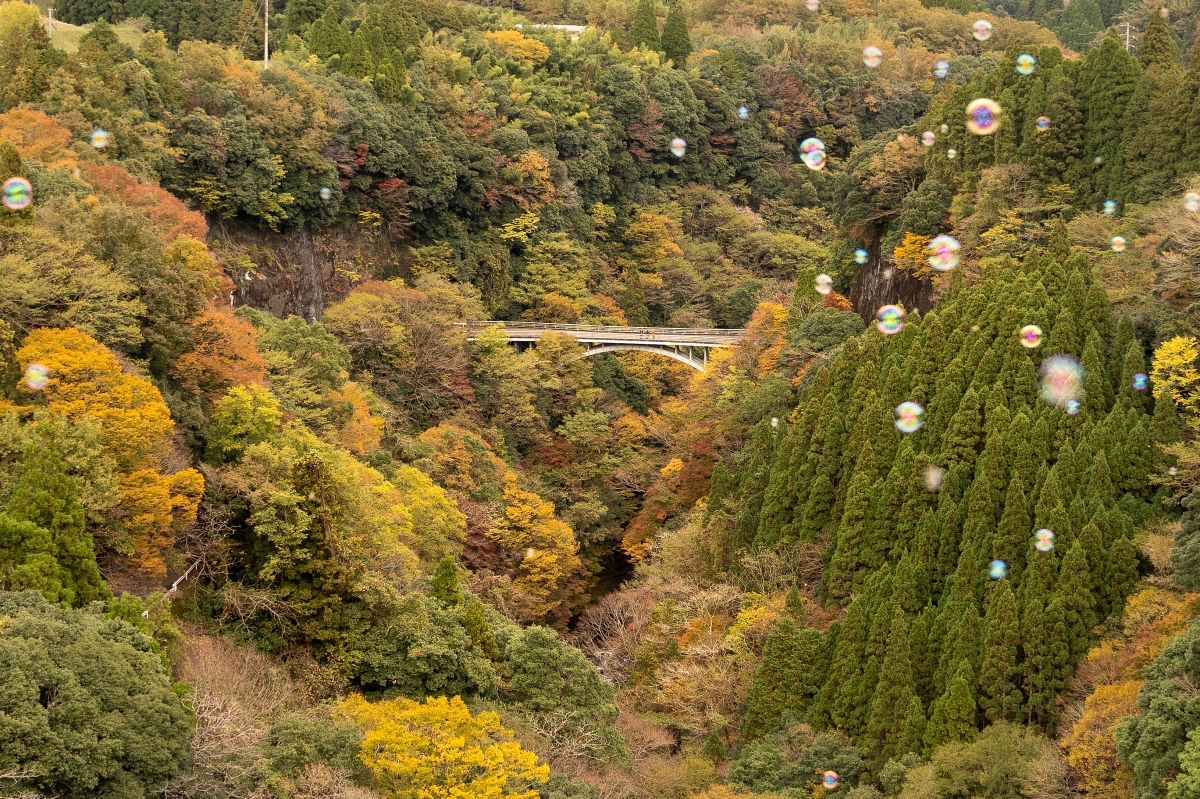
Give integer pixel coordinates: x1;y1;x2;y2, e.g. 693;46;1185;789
660;3;691;66
629;0;660;51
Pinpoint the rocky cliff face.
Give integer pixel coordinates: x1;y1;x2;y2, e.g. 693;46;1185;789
848;254;935;322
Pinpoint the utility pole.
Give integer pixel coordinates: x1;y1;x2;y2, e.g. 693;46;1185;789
1118;21;1137;52
263;0;269;69
46;7;52;41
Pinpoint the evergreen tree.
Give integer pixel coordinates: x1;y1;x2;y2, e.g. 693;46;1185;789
978;582;1021;723
462;596;499;659
1074;33;1142;203
431;554;463;605
866;609;922;766
924;662;978;753
826;473;876;602
1106;536;1139;616
629;0;661;51
618;269;651;326
1053;0;1103;53
231;0;264;61
1138;10;1179;72
1057;541;1096;666
340;30;376;78
0;141;30;228
660;3;691;66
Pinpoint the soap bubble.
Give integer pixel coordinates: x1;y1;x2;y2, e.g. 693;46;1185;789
934;60;950;78
800;137;825;155
973;19;993;40
1111;236;1127;252
876;304;906;334
737;106;750;120
670;137;687;158
1103;200;1117;214
22;364;49;390
1186;192;1200;212
927;234;961;271
1161;6;1170;17
922;130;935;146
1066;399;1080;415
1040;355;1084;408
1019;324;1043;348
854;249;868;264
526;548;536;559
771;417;779;428
1133;373;1148;390
989;559;1008;579
824;772;840;790
1016;53;1036;75
319;187;332;200
90;128;109;148
2;177;32;210
1095;156;1103;165
940;123;949;134
966;98;1001;135
803;149;826;170
815;274;834;294
894;401;924;433
1035;116;1050;131
947;148;957;159
1170;466;1179;475
862;46;883;68
806;0;819;10
1035;529;1055;552
924;465;945;492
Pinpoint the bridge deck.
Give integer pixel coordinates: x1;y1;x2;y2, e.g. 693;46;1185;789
454;322;744;347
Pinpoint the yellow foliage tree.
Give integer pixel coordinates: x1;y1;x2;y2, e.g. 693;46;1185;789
1151;336;1200;423
490;473;582;619
484;30;551;64
16;327;204;573
892;232;935;280
1061;681;1142;799
330;381;385;455
0;109;78;171
626;212;683;268
335;694;549;799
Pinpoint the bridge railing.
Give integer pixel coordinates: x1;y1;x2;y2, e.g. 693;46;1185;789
453;321;747;336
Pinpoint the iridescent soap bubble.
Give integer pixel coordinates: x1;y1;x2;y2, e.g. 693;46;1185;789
800;137;825;155
1016;53;1036;75
1170;466;1179;475
934;60;950;78
737;106;750;120
924;465;945;492
1186;192;1200;212
927;234;961;271
862;46;883;68
806;0;819;10
854;248;868;264
1095;156;1103;165
1035;528;1055;552
90;129;109;148
989;559;1008;579
1040;355;1084;408
1103;200;1117;215
940;123;950;134
22;363;49;390
947;148;957;159
1035;116;1050;131
823;772;840;790
670;137;688;158
1066;399;1080;415
1019;324;1043;348
922;130;935;146
1111;236;1127;252
876;304;906;334
966;98;1001;135
973;19;993;40
2;177;32;210
319;187;332;200
895;401;924;433
803;149;826;170
815;273;834;294
1133;373;1148;390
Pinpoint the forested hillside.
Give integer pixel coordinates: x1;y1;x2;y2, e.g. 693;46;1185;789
4;0;1200;793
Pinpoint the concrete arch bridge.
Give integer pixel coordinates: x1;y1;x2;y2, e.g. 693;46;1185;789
454;322;745;372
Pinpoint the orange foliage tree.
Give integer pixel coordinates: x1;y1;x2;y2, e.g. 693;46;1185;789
17;327;204;574
84;165;209;242
171;306;268;400
0;109;78;170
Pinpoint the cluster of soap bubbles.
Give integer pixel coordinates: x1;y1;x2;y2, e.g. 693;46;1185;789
1134;373;1148;390
737;106;750;120
876;304;905;334
966;98;1001;135
1035;116;1050;131
824;772;840;790
973;19;993;40
1019;324;1042;348
90;128;109;149
815;273;834;294
1035;528;1056;552
862;46;883;68
989;560;1007;579
319;187;333;200
927;235;961;270
2;176;32;210
801;137;826;170
895;401;924;433
1103;200;1117;215
934;60;950;78
1016;53;1036;75
922;130;936;146
1040;355;1084;408
670;137;688;158
854;248;869;264
1186;192;1200;212
1112;236;1127;252
23;364;49;391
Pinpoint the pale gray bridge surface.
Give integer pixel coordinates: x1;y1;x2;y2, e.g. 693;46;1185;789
454;322;745;371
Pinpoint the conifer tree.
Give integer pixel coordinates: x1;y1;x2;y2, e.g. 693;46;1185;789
1152;387;1182;449
979;582;1021;723
866;609;921;766
340;32;376;79
0;141;31;228
1074;33;1142;203
660;3;691;66
618;268;650;326
993;478;1031;584
462;597;499;659
743;618;802;739
1138;11;1179;72
1106;536;1139;614
924;662;977;753
1057;541;1096;666
629;0;661;50
431;554;463;605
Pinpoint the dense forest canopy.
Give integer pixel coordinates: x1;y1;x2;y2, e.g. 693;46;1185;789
4;0;1200;794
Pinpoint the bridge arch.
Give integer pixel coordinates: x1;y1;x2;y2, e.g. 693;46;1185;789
574;343;708;371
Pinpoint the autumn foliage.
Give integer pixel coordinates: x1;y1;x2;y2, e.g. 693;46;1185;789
84;165;210;242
